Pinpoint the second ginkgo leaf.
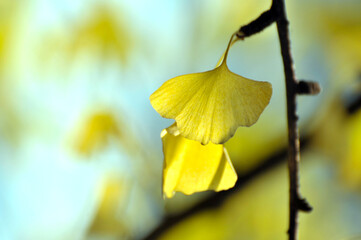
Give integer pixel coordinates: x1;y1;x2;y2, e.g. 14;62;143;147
161;124;237;198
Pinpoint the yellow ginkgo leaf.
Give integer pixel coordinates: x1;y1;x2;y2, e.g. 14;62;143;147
150;34;272;144
161;124;237;198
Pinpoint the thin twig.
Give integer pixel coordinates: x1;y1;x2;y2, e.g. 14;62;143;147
272;0;312;239
238;0;315;238
237;7;277;38
238;0;314;237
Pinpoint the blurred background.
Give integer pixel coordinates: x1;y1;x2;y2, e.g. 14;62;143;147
0;0;361;239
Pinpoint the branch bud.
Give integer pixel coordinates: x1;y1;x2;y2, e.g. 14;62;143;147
297;80;321;95
297;197;313;212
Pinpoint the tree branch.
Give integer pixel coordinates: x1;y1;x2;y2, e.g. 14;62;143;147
237;0;318;238
272;0;314;239
237;4;278;38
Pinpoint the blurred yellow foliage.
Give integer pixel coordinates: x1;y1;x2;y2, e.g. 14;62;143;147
0;1;18;72
343;109;361;187
161;210;229;240
161;124;237;198
0;1;22;143
311;97;361;187
317;5;361;85
159;162;288;240
40;4;133;66
192;0;269;47
311;99;348;162
69;5;133;62
88;177;130;237
0;21;8;72
225;118;286;173
74;112;122;155
219;0;269;35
